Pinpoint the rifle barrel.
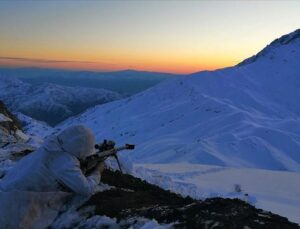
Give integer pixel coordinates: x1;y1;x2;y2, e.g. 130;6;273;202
95;145;132;158
81;144;135;173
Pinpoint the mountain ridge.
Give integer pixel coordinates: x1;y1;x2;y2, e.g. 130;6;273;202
59;28;300;172
238;28;300;66
0;75;121;126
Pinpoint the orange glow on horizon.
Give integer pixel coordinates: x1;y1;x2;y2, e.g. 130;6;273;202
1;1;300;75
0;59;230;74
0;55;240;74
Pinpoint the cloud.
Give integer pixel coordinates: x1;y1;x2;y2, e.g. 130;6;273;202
0;56;98;64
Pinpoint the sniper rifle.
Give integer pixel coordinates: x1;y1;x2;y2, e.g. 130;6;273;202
80;139;135;174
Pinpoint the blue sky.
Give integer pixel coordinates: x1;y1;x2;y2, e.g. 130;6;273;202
1;0;300;73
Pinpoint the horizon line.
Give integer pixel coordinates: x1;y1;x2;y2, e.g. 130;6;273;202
0;56;223;75
0;63;191;75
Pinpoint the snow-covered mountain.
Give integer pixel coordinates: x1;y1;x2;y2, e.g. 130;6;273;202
60;29;300;172
0;76;121;126
0;68;178;95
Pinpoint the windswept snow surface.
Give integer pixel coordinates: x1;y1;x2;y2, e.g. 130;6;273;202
60;29;300;172
133;163;300;224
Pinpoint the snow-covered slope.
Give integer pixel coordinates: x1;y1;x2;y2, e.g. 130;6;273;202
0;76;122;126
60;29;300;172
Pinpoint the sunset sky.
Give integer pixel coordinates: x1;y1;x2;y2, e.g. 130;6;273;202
1;1;300;74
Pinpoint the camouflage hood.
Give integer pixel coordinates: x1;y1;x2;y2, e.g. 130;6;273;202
44;125;96;160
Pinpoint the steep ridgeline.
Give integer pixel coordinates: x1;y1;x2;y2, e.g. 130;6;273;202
0;101;25;147
0;101;35;168
0;101;22;132
0;75;121;126
60;29;300;172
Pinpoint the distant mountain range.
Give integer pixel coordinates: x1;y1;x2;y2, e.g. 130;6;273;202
60;29;300;172
0;68;180;95
0;68;180;125
0;76;121;126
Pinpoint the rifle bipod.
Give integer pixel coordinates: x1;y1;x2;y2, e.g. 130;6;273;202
113;154;123;173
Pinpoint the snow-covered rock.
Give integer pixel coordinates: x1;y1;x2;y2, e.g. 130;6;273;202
0;101;24;146
0;113;12;122
0;101;37;175
0;101;22;131
60;29;300;172
16;112;54;147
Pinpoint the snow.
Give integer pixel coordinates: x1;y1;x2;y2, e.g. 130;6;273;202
57;29;300;225
0;112;46;174
133;163;300;224
14;129;29;142
1;29;300;227
0;113;12;122
139;220;172;229
59;45;300;171
51;184;173;228
54;213;171;229
0;75;122;125
16;112;54;147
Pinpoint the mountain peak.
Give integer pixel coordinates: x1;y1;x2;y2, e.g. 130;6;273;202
271;28;300;45
238;28;300;66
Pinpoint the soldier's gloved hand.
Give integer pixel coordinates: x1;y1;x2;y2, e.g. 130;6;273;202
94;161;105;173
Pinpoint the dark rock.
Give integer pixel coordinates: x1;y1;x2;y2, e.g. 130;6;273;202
0;100;22;131
83;169;299;228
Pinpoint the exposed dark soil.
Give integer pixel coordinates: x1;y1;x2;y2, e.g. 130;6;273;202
83;169;299;228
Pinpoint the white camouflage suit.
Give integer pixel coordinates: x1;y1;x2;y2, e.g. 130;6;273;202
0;125;101;228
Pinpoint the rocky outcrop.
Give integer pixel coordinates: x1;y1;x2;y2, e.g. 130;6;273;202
0;101;33;160
0;101;22;132
81;170;299;228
